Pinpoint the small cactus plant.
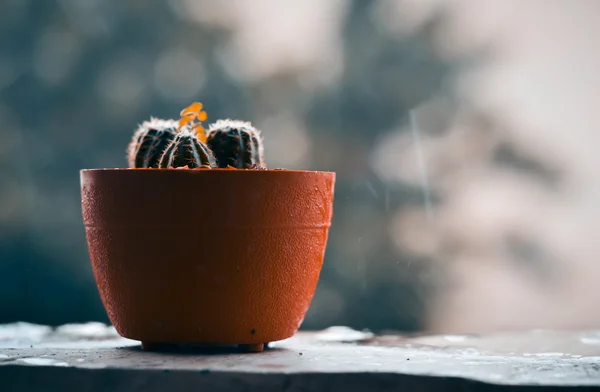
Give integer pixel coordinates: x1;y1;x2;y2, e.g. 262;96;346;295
206;119;266;169
157;128;216;169
127;118;178;168
126;102;268;170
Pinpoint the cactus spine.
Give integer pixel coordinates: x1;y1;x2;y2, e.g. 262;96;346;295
206;119;266;169
127;118;177;168
158;129;216;169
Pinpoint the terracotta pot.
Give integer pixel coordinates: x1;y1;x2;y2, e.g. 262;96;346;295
80;168;335;352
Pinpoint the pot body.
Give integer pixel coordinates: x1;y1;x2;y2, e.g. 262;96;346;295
81;168;335;345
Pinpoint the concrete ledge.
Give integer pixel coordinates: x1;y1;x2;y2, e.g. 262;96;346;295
1;323;600;391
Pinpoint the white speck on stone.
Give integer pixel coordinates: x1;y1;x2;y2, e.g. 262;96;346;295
0;322;138;349
0;354;9;359
575;356;600;362
76;358;85;362
580;334;600;345
315;326;374;343
444;335;468;342
55;322;119;340
18;358;69;367
0;323;51;341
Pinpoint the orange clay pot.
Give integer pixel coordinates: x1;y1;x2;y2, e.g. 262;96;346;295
80;168;335;352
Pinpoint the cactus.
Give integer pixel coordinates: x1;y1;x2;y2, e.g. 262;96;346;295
206;119;266;169
158;128;216;169
127;118;178;168
126;103;268;171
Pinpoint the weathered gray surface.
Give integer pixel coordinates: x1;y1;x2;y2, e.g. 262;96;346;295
1;323;600;391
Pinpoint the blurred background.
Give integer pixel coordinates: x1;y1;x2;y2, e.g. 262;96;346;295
1;0;600;333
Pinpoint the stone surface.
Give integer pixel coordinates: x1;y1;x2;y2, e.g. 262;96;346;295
1;323;600;391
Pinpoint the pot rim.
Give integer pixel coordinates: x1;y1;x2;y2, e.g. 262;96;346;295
80;168;335;175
